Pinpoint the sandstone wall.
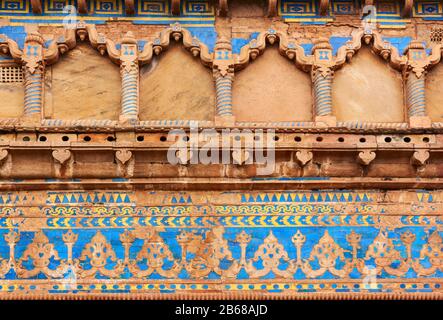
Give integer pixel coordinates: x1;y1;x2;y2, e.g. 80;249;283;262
332;47;405;122
139;45;215;121
233;47;313;122
47;44;121;120
0;82;23;118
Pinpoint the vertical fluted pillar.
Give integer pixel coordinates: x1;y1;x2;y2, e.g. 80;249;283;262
404;40;431;128
213;37;235;125
22;32;45;121
119;32;139;123
311;38;336;127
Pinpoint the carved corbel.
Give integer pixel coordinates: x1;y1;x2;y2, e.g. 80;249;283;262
76;23;89;41
115;149;133;165
218;0;228;16
30;0;42;14
52;149;72;165
267;0;277;16
232;149;251;165
411;150;430;167
77;0;88;14
402;0;413;17
171;0;180;15
177;149;194;165
357;150;376;166
319;0;329;16
125;0;135;14
295;150;313;167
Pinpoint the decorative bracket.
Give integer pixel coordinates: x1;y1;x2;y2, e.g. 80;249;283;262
115;150;133;165
411;150;430;166
357;150;376;166
52;149;72;165
232;149;251;165
295;150;313;167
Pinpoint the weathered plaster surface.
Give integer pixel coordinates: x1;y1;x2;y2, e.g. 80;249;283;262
233;48;312;122
49;44;121;120
139;45;215;121
333;47;405;122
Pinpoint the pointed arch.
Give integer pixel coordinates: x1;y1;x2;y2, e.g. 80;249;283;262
138;24;215;122
232;30;314;123
332;29;409;124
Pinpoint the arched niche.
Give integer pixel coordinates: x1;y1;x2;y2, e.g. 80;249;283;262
232;47;313;122
139;44;215;121
0;64;24;118
425;62;443;122
47;44;121;120
332;46;405;122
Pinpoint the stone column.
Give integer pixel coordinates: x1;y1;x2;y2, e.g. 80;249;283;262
22;32;45;123
311;39;336;127
404;41;431;128
119;32;139;124
213;37;235;126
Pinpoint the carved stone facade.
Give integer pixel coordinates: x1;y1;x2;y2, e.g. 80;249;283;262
0;0;442;300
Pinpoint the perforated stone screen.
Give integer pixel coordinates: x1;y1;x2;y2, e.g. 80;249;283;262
0;66;23;83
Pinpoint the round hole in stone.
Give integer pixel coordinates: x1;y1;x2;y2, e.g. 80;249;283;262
39;136;47;142
359;137;366;143
62;136;69;142
294;136;302;142
137;135;144;142
22;136;30;142
403;137;411;143
338;137;344;142
83;136;91;142
273;136;279;141
107;136;116;142
316;136;323;142
423;137;430;143
384;137;392;143
160;136;167;142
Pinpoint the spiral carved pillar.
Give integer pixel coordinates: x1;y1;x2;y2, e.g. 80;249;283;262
313;68;333;117
406;73;426;117
213;37;235;125
215;73;233;117
311;39;336;127
22;32;45;122
119;32;139;124
405;41;431;128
